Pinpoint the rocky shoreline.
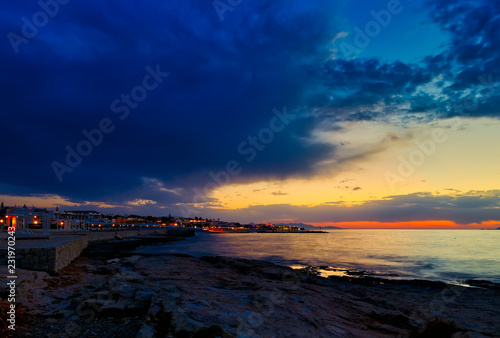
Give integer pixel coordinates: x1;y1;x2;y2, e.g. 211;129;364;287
2;237;499;337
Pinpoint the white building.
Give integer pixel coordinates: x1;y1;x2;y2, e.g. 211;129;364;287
5;206;50;232
55;210;105;230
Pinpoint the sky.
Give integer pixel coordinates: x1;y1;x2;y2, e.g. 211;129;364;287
1;0;500;228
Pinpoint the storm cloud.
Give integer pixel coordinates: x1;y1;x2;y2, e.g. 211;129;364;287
1;0;499;217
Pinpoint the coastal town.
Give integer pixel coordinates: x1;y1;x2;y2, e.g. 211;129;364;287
0;203;312;234
1;205;499;337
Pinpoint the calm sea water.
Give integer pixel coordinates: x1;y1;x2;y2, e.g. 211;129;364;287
136;230;500;284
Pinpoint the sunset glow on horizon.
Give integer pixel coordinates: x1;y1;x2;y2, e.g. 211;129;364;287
307;221;500;230
2;0;500;229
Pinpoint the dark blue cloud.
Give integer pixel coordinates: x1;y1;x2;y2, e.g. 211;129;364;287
425;0;500;117
307;0;500;121
0;0;339;205
1;0;499;212
305;58;432;111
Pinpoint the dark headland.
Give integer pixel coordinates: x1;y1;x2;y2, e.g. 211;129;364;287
2;235;499;337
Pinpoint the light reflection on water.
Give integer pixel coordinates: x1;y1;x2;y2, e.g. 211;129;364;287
136;230;500;283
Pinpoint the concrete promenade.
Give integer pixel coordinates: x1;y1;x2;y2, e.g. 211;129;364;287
0;228;194;274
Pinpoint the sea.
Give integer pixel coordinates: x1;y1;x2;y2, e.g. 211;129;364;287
136;229;500;285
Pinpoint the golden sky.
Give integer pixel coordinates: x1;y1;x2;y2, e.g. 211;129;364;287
2;117;499;229
211;117;500;209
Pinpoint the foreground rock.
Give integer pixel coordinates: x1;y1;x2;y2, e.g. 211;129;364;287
2;247;499;337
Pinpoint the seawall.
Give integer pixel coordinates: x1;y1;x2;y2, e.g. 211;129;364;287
0;228;194;274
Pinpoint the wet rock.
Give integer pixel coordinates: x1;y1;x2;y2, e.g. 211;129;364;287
12;243;500;337
110;282;136;300
115;270;145;284
135;323;155;338
452;332;487;338
134;290;155;306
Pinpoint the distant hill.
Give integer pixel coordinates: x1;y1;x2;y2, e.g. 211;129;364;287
277;223;342;229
